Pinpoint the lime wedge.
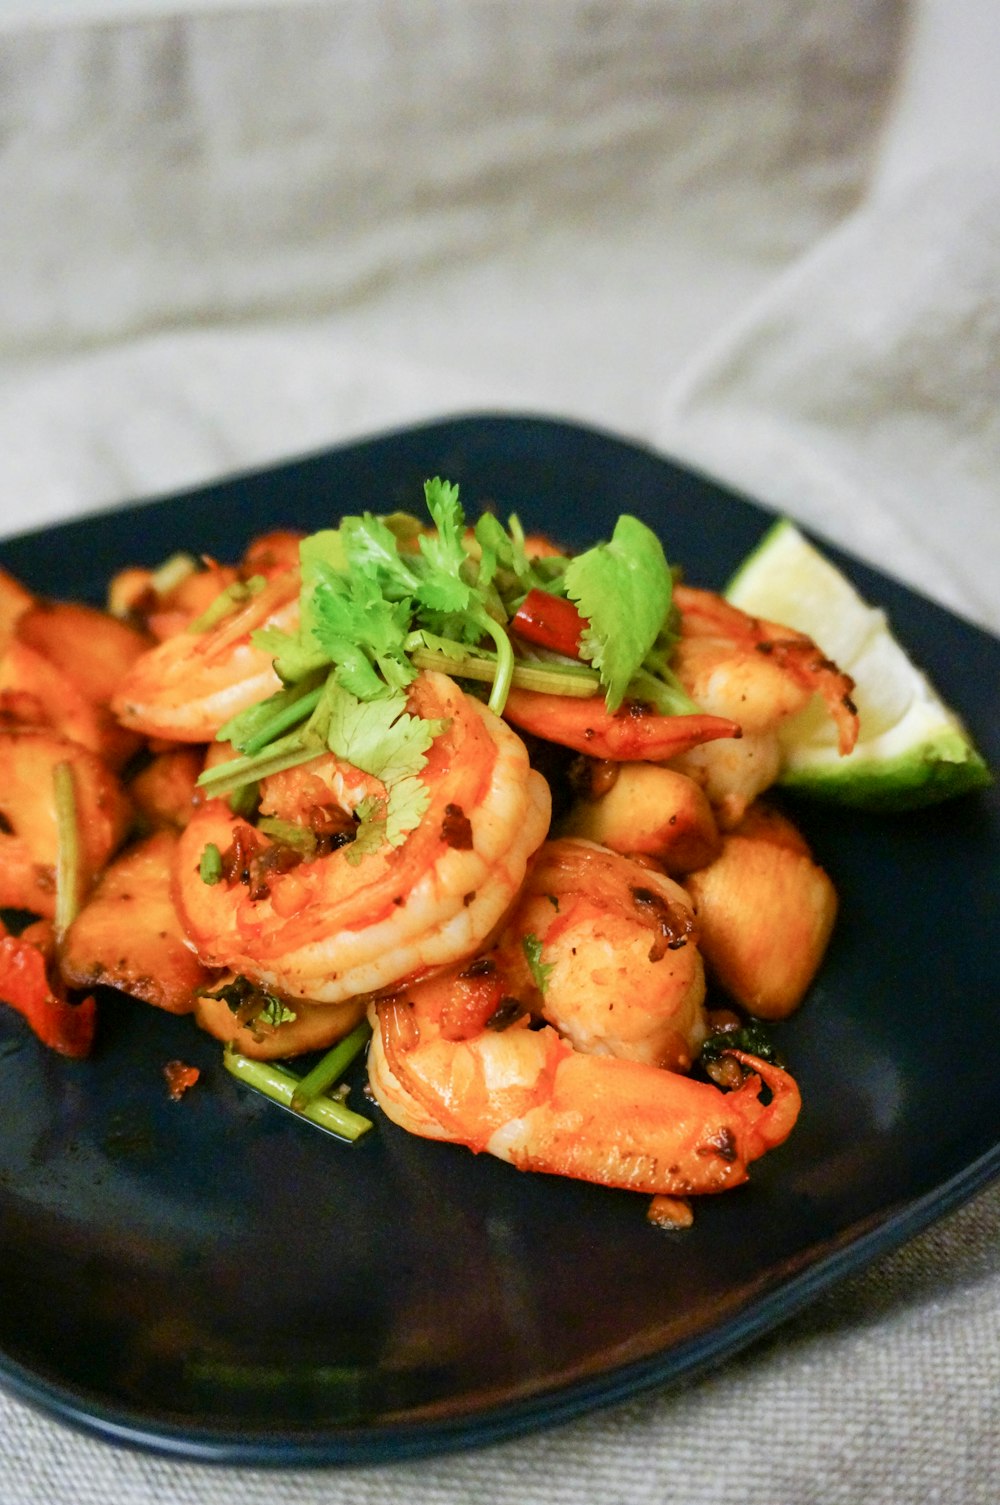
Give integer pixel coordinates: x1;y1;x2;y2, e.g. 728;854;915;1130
725;520;992;810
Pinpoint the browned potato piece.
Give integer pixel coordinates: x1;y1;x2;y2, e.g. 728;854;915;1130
61;830;209;1014
0;566;33;654
560;763;721;874
0;729;131;917
146;565;240;641
15;601;151;706
0;639;138;769
129;747;204;829
194;991;366;1059
241;531;304;576
684;804;837;1019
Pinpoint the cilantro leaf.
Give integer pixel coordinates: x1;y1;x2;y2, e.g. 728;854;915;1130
320;681;446;786
339;514;418;598
307;566;414;698
563;515;673;713
522;932;554;995
416;479;475;615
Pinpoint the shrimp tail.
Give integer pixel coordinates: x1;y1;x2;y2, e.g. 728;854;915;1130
503;687;740;761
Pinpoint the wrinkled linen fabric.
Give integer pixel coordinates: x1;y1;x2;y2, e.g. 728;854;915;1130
1;3;998;1503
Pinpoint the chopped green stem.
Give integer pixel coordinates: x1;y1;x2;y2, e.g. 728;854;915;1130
239;686;324;755
408;646;600;698
217;676;322;751
197;731;323;796
290;1020;372;1111
188;575;266;634
53;761;81;941
475;612;516;714
151;551;199;596
223;1050;372;1141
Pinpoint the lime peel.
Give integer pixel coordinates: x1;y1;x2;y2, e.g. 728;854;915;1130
725;519;992;810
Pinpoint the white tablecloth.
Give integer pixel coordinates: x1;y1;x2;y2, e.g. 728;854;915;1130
1;3;998;1501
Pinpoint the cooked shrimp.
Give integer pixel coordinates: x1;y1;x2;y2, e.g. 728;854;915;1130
668;586;859;827
368;992;800;1197
111;569;299;742
502;688;739;762
494;837;707;1072
174;672;551;1006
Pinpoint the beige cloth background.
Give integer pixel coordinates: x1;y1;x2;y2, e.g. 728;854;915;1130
1;3;998;1500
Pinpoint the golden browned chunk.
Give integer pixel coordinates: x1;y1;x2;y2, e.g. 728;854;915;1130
0;638;138;769
0;566;33;655
128;747;204;830
16;600;151;706
194;990;366;1059
684;803;837;1019
0;730;132;918
560;763;721;874
60;830;209;1014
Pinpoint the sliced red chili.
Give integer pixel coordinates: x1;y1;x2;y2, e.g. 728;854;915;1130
511;589;586;658
0;933;96;1058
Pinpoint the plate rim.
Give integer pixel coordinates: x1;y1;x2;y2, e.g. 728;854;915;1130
1;410;997;1467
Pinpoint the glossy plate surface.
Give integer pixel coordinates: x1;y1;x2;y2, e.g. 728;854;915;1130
1;415;998;1465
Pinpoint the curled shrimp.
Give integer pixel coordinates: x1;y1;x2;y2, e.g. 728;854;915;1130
494;837;707;1072
673;587;858;750
174;672;551;1005
367;836;798;1197
667;586;859;827
111;569;299;742
368;988;800;1196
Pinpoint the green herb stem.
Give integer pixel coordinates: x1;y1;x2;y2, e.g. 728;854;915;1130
475;612;516;715
53;760;81;941
289;1020;372;1111
223;1050;372;1141
239;686;324;755
408;646;600;698
150;551;199;597
197;731;322;797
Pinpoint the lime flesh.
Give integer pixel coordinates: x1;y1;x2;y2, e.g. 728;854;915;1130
725;520;992;810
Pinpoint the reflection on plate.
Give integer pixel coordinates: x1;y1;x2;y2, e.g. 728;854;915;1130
1;415;998;1466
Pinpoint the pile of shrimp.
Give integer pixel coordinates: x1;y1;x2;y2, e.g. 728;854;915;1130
0;522;859;1226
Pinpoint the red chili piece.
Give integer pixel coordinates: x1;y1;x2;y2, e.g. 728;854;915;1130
511;589;585;658
0;933;96;1058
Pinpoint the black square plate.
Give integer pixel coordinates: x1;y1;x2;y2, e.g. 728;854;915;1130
1;414;997;1466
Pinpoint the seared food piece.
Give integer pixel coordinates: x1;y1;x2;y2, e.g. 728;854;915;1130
0;565;33;654
684;803;838;1019
0;729;131;918
15;600;151;708
174;673;551;1007
559;762;720;874
195;985;366;1061
495;837;707;1072
61;830;211;1014
128;747;204;830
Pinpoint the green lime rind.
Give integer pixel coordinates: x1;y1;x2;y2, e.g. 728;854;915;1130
724;518;993;812
779;728;992;810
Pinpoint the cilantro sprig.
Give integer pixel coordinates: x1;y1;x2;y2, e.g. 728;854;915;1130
196;480;697;859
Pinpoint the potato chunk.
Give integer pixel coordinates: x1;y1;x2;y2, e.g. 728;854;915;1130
560;763;721;874
0;730;131;918
15;600;151;706
128;747;204;830
0;639;138;769
0;566;33;654
60;830;209;1014
684;803;837;1018
195;990;366;1059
